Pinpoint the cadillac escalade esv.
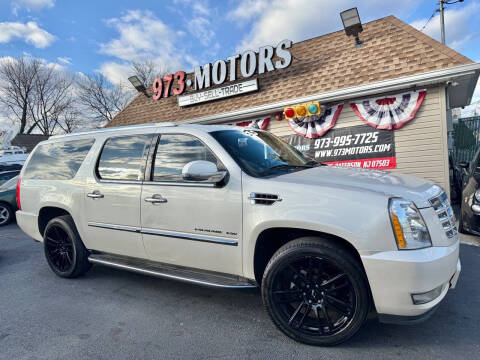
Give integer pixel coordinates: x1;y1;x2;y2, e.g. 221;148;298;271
16;123;461;346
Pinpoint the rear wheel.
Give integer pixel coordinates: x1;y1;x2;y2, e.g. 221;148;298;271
43;215;91;278
262;237;370;346
0;203;13;226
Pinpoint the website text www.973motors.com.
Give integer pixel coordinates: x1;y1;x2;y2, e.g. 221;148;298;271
289;129;396;170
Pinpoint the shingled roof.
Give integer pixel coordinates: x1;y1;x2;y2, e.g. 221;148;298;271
107;15;472;128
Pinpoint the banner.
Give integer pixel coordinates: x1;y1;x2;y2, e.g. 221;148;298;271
283;124;396;170
286;104;343;138
350;89;426;130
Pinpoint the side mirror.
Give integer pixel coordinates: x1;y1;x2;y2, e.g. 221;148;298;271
182;160;227;183
457;162;469;169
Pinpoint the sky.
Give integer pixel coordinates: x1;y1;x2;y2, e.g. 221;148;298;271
0;0;479;119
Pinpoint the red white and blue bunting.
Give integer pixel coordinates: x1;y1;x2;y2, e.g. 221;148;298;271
234;117;271;130
286;104;343;139
350;90;426;130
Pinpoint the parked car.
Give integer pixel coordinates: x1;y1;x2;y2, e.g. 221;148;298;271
0;175;18;226
457;147;480;235
16;123;460;346
0;169;20;185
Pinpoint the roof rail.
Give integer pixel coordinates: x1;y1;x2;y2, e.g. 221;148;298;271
49;122;177;139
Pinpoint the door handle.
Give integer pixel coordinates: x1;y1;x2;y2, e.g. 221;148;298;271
87;191;104;199
144;194;167;204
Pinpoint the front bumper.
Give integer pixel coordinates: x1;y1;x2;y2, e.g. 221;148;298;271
361;240;460;318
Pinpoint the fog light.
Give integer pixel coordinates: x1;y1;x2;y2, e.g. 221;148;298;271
411;284;444;305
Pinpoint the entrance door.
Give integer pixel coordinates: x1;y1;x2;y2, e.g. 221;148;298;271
84;133;154;259
140;132;243;275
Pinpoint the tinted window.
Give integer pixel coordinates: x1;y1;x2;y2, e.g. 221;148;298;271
97;135;153;181
23;139;95;180
152;134;218;182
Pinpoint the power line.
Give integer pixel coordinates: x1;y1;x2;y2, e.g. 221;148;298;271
420;9;437;33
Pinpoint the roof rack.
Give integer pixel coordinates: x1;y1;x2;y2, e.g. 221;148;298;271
49;122;178;139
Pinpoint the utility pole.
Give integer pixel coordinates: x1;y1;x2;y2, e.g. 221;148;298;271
438;0;464;45
439;0;446;44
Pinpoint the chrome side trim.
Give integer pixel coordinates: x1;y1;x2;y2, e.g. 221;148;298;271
87;257;255;288
98;179;143;185
142;181;215;188
141;228;238;246
88;222;140;233
87;222;237;246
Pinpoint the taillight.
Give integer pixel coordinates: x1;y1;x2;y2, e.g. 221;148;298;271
16;178;21;210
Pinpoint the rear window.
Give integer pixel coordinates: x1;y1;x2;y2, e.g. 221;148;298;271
23;138;95;180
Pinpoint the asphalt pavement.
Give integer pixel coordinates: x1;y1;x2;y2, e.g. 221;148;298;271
1;223;479;360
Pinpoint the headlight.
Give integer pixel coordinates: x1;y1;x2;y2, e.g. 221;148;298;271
389;198;431;250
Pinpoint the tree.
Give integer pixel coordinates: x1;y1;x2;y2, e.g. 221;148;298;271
131;60;170;88
0;56;41;133
76;73;133;126
28;65;76;135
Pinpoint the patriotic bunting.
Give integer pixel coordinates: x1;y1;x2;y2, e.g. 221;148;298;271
286;104;343;138
350;90;426;130
234;117;271;130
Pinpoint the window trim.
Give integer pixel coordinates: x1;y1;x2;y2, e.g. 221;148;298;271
146;132;228;187
94;133;155;184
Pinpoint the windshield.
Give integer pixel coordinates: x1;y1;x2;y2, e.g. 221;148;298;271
210;129;315;177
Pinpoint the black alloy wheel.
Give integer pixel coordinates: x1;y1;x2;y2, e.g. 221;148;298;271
45;225;75;272
43;215;91;278
262;237;370;346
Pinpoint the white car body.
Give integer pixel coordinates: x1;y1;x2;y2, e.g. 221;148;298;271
16;123;460;323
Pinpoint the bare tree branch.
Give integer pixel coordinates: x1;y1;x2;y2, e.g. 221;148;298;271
28;65;76;135
0;56;41;133
76;73;133;126
131;60;171;87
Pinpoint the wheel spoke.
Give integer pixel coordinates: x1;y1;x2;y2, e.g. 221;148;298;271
325;295;352;315
288;302;306;325
65;251;73;265
46;236;60;244
321;273;346;287
295;304;311;329
321;303;333;331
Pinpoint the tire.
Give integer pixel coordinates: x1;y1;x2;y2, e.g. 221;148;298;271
43;215;91;278
261;237;370;346
0;203;13;226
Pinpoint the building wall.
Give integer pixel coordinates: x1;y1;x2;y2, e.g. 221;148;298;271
265;85;450;193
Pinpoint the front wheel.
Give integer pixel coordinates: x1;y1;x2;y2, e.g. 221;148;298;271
262;237;370;346
43;215;91;278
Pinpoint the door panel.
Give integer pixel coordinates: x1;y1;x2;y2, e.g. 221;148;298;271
140;133;243;275
83;134;153;258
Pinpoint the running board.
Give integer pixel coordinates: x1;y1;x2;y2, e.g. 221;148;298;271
88;253;257;289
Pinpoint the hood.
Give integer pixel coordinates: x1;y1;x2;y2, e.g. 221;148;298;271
269;166;438;208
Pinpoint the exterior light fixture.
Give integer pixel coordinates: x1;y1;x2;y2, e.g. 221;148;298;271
340;7;363;47
128;75;148;95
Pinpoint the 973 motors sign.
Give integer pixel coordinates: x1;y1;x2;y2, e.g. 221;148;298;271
283;125;396;170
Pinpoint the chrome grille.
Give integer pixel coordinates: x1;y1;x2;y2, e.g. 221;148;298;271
429;190;457;238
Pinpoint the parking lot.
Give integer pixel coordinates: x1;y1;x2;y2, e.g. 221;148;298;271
0;223;479;360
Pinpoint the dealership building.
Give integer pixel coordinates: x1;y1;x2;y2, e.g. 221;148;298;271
108;15;480;195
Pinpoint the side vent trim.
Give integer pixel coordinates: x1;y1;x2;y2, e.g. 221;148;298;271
249;192;282;205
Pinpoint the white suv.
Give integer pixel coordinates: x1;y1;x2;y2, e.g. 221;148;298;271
16;123;460;346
